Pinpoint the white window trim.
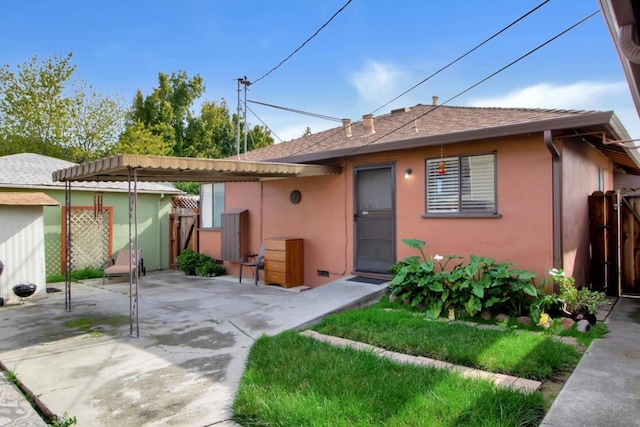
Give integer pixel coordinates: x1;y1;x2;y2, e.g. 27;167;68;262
200;183;225;229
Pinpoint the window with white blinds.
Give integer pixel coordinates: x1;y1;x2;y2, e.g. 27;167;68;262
426;153;496;214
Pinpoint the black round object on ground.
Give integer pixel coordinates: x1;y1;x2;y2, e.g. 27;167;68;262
13;283;37;298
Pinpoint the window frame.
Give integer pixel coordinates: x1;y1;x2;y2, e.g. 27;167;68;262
200;182;225;229
422;151;500;219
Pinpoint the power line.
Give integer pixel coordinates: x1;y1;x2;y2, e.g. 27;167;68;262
280;1;555;160
369;0;551;115
251;0;353;85
248;99;343;122
344;10;600;158
245;102;284;144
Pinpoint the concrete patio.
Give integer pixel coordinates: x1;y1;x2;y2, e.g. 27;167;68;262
3;270;640;426
0;270;388;426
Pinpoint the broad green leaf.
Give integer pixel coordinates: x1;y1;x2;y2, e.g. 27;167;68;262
428;281;444;292
472;282;485;298
522;282;538;297
425;300;443;319
464;296;482;317
402;238;426;250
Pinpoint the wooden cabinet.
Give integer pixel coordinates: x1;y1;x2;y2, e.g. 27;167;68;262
221;209;248;263
264;238;303;288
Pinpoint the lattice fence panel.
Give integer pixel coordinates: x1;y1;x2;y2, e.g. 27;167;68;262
45;238;61;276
172;195;199;210
70;209;110;271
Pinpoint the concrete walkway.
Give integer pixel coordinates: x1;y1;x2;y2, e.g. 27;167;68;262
0;271;388;426
0;374;47;426
541;296;640;426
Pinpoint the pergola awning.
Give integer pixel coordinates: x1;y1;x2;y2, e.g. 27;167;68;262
52;154;342;183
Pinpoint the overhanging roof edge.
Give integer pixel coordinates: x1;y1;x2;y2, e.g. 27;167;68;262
52;155;342;183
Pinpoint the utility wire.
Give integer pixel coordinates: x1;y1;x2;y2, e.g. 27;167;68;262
251;0;353;85
344;10;600;158
245;102;284;143
370;0;551;115
280;1;554;160
248;100;343;122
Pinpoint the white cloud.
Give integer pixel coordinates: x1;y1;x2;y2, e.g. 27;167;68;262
467;81;628;110
350;59;410;103
467;81;640;138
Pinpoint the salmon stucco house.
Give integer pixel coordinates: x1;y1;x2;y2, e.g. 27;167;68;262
52;103;640;290
197;102;640;289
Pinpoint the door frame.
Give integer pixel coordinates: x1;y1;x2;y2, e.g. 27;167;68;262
352;163;397;273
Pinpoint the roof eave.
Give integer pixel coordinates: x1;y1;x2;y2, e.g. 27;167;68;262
599;0;640;116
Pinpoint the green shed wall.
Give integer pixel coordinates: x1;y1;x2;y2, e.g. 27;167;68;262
0;188;173;276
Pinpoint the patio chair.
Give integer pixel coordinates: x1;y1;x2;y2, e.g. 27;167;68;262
239;245;264;286
103;249;146;285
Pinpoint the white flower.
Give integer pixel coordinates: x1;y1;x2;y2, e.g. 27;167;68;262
433;254;444;261
548;268;565;277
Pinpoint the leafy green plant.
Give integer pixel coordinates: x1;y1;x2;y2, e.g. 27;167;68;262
50;412;77;427
5;370;18;385
548;268;610;314
177;249;225;277
388;239;458;319
177;249;200;275
195;258;226;277
389;239;537;319
529;293;563;325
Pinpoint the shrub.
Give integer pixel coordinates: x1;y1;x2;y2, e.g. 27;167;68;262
389;239;537;319
177;250;225;277
195;258;226;277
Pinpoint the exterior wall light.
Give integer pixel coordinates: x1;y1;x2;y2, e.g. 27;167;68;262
404;168;413;179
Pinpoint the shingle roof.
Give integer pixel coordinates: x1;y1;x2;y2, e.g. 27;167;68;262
241;105;621;162
0;153;183;193
0;192;59;206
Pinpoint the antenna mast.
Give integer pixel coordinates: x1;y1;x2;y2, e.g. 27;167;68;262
236;77;251;158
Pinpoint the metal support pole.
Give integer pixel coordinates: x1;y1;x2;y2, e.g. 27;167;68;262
243;76;249;158
236;78;242;159
128;168;140;338
134;169;139;338
64;181;72;311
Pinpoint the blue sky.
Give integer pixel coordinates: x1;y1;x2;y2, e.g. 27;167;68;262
2;0;638;141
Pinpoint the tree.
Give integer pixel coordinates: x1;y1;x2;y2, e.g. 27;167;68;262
0;53;75;158
116;121;172;156
122;70;274;159
0;53;125;161
126;71;205;157
184;100;235;158
231;112;274;156
69;89;126;161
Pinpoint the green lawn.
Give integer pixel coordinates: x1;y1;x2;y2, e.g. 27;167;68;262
233;332;546;427
233;300;606;426
311;305;581;380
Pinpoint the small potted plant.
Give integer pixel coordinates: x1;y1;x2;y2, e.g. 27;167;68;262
549;268;610;322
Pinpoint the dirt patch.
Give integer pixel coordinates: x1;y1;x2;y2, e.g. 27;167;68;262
541;370;572;407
